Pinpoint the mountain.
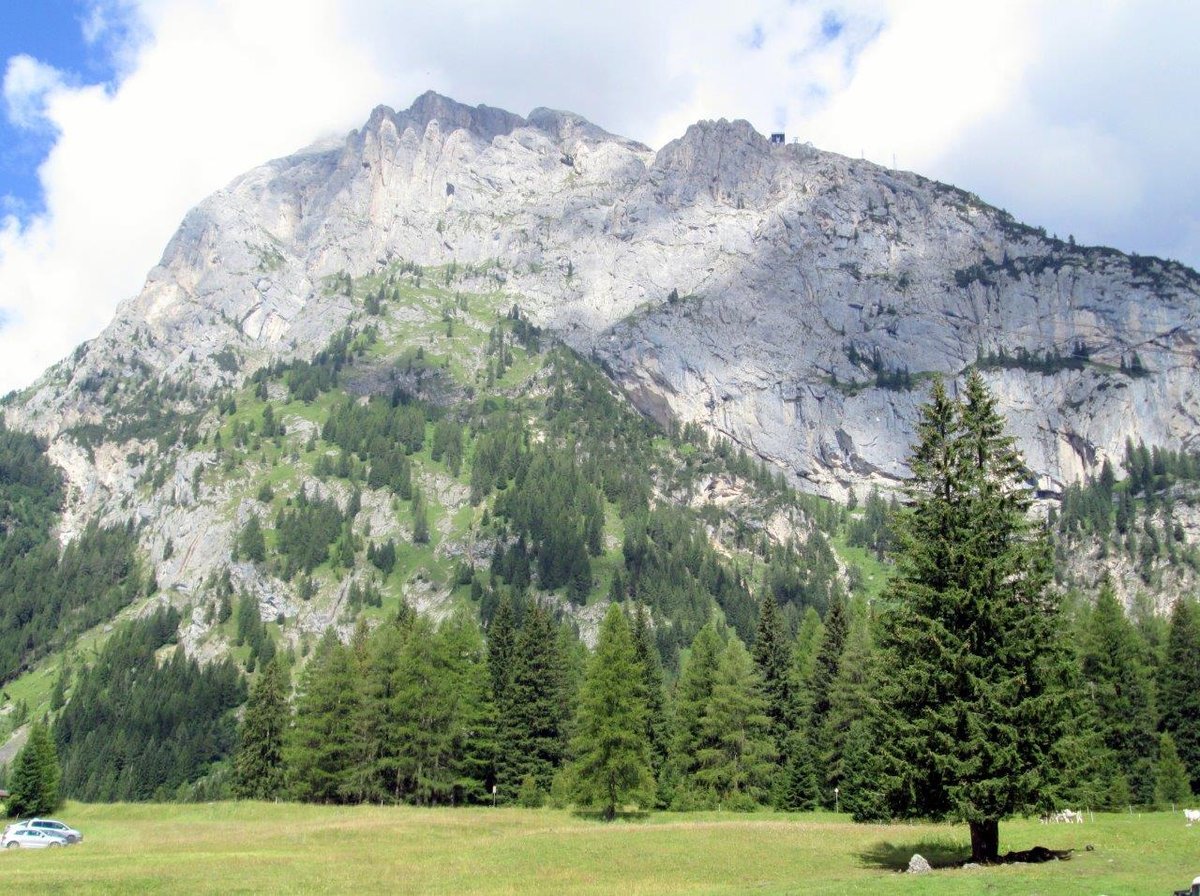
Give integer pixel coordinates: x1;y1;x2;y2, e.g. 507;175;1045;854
4;91;1200;805
12;92;1200;501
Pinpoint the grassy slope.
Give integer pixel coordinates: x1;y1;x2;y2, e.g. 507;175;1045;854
0;803;1194;895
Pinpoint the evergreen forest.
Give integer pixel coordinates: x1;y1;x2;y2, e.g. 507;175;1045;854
1;269;1197;856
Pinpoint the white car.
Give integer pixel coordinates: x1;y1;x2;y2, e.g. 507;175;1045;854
12;819;83;844
1;827;68;849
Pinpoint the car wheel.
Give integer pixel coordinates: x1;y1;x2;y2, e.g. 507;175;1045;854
48;842;61;848
5;842;19;849
68;836;79;844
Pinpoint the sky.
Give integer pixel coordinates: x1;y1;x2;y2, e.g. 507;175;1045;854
1;0;1198;394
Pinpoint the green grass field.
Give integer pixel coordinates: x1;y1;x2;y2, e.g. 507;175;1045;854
1;803;1195;895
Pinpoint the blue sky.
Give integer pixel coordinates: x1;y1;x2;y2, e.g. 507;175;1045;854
1;1;1199;393
0;1;123;215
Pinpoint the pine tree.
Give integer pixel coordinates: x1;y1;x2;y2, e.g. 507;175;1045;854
495;602;568;800
807;595;848;807
232;657;290;800
1159;598;1200;791
667;622;723;808
1080;579;1158;806
752;591;794;743
286;629;362;803
752;591;794;807
388;616;462;804
238;515;267;563
631;605;669;801
568;604;654;819
821;607;876;808
487;592;518;700
411;487;430;544
440;613;498;804
694;637;776;809
869;373;1074;863
357;617;412;803
49;665;68;712
1155;732;1193;807
7;722;60;817
778;606;823;809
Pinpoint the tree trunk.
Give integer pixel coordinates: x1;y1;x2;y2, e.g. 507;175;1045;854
969;818;1000;863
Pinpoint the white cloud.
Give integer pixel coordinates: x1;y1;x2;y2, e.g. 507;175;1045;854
3;55;69;130
1;0;1198;393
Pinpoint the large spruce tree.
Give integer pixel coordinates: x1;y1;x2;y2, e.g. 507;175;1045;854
870;372;1073;863
568;603;654;819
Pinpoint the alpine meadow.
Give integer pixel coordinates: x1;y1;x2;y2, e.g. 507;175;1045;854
2;91;1200;893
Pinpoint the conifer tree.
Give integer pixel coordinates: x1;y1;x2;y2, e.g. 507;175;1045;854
1080;580;1158;806
806;595;848;807
791;607;824;684
1155;732;1193;807
356;617;412;802
809;597;848;728
694;637;776;809
777;606;823;809
49;665;68;712
752;591;794;743
6;722;60;817
238;515;267;563
440;613;498;804
821;607;876;807
868;373;1074;863
752;591;794;807
411;487;430;544
631;605;669;799
388;616;464;804
487;593;517;700
286;629;361;803
495;602;568;800
233;657;290;800
667;622;723;807
1159;598;1200;790
568;604;654;819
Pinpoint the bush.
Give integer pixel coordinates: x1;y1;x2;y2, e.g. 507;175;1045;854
517;774;544;808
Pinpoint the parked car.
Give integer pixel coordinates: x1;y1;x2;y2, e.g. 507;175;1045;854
13;819;83;844
1;827;68;849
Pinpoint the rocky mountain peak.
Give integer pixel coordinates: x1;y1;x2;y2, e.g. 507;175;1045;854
362;91;528;145
9;92;1200;508
648;117;791;209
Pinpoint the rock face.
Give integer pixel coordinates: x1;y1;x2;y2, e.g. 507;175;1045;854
11;91;1200;501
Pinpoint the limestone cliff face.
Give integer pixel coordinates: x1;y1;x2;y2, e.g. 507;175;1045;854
12;92;1200;501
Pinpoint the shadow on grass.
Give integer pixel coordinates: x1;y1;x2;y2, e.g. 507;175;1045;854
860;840;1076;871
859;839;970;871
571;809;652;823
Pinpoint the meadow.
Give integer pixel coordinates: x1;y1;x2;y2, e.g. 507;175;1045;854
1;802;1196;894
